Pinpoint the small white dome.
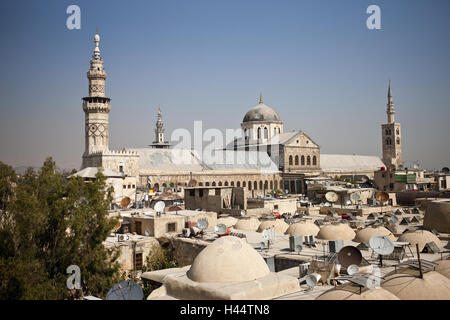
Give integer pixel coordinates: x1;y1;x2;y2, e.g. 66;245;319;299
187;236;270;283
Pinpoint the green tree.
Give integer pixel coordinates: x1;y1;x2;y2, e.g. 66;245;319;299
0;158;120;299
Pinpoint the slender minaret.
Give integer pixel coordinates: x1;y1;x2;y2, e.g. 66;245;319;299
155;108;164;144
150;108;170;148
382;80;402;168
82;30;111;167
387;80;395;123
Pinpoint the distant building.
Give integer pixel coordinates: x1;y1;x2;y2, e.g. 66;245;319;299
382;81;403;169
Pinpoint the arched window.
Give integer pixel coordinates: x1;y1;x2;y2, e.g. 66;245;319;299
231;181;235;187
243;181;246;188
237;181;241;187
224;181;229;186
295;155;299;165
289;155;293;166
199;182;203;186
313;155;317;166
205;182;210;186
254;181;258;190
264;127;268;139
212;182;216;186
396;138;400;144
248;181;252;190
218;181;222;186
307;156;311;166
259;181;263;190
385;129;390;135
270;181;273;190
257;128;261;139
396;128;399;135
301;155;305;166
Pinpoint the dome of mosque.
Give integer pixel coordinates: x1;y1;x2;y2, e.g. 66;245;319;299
243;95;281;123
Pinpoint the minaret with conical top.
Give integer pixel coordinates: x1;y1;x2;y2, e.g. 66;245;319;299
382;80;402;168
82;30;111;168
387;80;395;123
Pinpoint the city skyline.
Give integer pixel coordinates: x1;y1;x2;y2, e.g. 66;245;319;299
0;0;449;170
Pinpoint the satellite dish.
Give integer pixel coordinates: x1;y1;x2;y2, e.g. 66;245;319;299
188;179;197;187
197;219;209;230
325;192;339;203
214;223;227;235
375;192;389;204
337;246;363;268
154;201;166;213
369;235;394;255
259;242;265;250
240;210;247;217
306;273;321;288
120;197;131;208
391;215;399;224
345;200;352;206
350;193;361;201
106;281;143;300
323;202;331;207
347;264;360;276
262;228;276;241
144;229;150;236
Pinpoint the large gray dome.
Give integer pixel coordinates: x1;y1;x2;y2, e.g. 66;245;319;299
243;99;281;123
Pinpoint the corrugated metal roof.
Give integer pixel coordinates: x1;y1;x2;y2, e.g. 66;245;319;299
320;154;384;172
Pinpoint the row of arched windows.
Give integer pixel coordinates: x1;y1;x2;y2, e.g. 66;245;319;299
289;155;317;167
386;137;400;145
196;179;280;191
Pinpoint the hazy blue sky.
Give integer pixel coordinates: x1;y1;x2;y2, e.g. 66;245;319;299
0;0;449;170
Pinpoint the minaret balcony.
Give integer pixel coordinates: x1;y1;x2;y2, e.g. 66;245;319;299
82;97;111;113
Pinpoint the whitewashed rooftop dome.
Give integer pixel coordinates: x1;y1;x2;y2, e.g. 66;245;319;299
187;236;270;283
243;94;281;123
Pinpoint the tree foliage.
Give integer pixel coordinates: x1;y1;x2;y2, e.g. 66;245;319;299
0;158;120;299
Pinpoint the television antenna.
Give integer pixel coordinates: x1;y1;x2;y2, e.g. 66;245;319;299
369;235;394;267
106;281;143;300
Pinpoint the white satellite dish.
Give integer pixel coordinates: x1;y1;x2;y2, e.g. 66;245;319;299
324;202;331;207
346;200;352;206
154;201;166;213
240;210;247;217
144;229;150;236
106;281;143;300
369;235;395;255
306;273;321;288
197;219;209;230
262;228;276;241
325;191;339;203
214;223;227;235
351;193;361;201
347;264;360;276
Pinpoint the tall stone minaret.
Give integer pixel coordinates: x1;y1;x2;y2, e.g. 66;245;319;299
150;108;170;148
82;30;111;168
155;108;164;144
382;80;402;168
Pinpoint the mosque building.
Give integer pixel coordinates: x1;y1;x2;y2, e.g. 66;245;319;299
77;31;392;202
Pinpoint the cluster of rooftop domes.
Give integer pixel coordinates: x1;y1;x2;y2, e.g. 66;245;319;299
242;94;281;123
